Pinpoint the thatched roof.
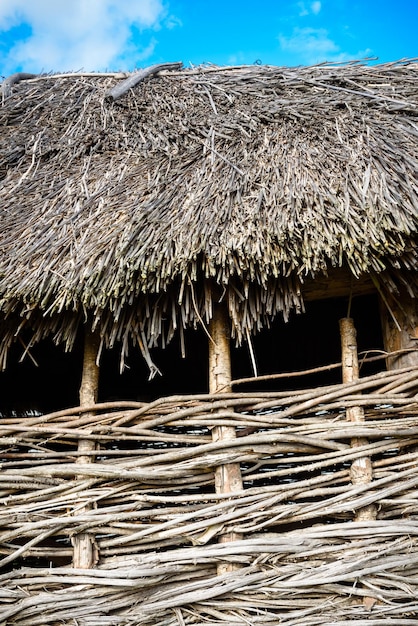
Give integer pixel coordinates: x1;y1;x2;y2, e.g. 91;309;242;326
0;60;417;363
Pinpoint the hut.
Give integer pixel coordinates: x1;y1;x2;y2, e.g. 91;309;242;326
0;60;417;624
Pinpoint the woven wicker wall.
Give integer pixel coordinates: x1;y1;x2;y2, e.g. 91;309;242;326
1;364;418;624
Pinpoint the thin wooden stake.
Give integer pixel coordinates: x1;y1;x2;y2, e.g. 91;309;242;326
72;327;100;569
340;317;377;612
208;302;243;574
339;318;376;522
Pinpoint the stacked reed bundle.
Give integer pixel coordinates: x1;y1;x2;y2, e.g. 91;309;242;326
1;364;417;624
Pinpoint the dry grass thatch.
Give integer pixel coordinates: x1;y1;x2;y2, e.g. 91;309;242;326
0;60;417;363
1;60;418;624
1;364;418;624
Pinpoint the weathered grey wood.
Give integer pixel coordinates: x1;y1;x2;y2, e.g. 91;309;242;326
105;62;182;101
1;72;37;98
380;291;418;370
1;365;418;621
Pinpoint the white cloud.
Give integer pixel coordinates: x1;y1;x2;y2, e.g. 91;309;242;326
297;1;321;17
297;4;309;17
279;27;373;65
279;27;339;63
165;14;183;30
0;0;170;73
311;1;321;15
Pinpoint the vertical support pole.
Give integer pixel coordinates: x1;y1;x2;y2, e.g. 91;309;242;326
72;327;100;569
380;293;418;370
208;301;243;574
340;318;376;522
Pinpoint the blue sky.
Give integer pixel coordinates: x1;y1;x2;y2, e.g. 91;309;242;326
0;0;417;77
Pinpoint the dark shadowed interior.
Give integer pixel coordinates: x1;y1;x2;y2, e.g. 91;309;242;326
0;293;383;415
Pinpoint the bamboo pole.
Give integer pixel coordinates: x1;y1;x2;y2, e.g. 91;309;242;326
208;302;243;574
339;318;376;522
72;327;100;569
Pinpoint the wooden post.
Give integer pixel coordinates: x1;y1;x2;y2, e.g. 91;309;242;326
72;327;100;569
208;302;243;574
379;292;418;370
340;318;376;522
